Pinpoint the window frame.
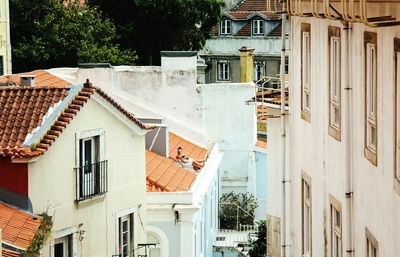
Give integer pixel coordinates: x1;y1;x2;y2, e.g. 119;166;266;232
365;228;378;257
301;171;312;257
220;19;231;35
118;213;135;257
364;32;378;166
252;19;264;36
329;195;342;257
394;38;400;194
328;26;342;141
217;60;231;81
254;61;266;83
301;23;311;122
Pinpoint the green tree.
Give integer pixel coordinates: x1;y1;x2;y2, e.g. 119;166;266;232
88;0;224;65
248;220;267;257
219;192;259;230
10;0;137;72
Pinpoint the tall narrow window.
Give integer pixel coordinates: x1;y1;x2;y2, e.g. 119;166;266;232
217;61;230;81
254;61;265;83
301;23;311;122
220;20;231;35
119;214;134;257
364;32;378;166
395;38;400;194
330;195;342;257
366;228;378;257
328;27;341;140
302;172;312;257
252;20;264;35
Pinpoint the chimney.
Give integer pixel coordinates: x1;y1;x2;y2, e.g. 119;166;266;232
239;47;255;83
20;75;36;87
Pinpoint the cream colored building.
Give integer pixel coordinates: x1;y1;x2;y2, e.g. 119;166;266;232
0;74;151;257
266;1;400;257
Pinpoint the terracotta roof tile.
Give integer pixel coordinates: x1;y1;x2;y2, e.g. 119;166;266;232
0;70;71;88
235;22;252;36
0;202;42;250
256;140;267;149
146;133;208;192
0;82;152;159
268;23;282;36
2;249;21;257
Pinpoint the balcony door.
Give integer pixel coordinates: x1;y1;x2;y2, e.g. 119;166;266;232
79;136;100;197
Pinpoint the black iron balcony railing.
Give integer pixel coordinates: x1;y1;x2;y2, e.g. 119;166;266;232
75;160;108;201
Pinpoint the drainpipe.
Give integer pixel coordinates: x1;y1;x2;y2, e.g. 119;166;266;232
343;22;354;257
5;0;11;74
279;4;288;257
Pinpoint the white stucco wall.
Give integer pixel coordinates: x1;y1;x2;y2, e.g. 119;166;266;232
28;98;147;257
283;5;400;257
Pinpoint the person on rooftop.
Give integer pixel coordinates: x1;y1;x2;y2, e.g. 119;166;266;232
176;146;207;171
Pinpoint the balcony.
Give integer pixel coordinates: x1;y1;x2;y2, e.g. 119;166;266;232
75;160;108;201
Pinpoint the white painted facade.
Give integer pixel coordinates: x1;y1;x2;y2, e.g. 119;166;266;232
27;97;148;257
267;3;400;257
146;144;223;257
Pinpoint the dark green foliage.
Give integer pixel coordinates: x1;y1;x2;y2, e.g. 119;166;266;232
219;192;259;230
88;0;224;64
24;212;53;257
10;0;137;72
248;220;267;257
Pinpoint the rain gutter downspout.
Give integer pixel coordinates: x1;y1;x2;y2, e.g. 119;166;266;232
280;3;288;257
343;21;355;257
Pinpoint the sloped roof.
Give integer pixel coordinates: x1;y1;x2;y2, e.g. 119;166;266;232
226;0;281;21
2;249;20;257
146;133;208;192
0;83;151;159
0;202;42;250
268;23;283;36
0;70;71;88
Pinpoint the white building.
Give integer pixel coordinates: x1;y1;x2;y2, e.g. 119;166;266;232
0;73;151;257
266;1;400;257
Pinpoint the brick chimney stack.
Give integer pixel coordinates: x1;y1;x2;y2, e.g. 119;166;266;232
239;47;255;83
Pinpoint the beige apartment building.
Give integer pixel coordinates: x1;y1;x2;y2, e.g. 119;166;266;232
267;1;400;257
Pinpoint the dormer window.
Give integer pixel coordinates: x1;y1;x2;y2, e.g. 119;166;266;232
252;19;264;36
220;19;231;35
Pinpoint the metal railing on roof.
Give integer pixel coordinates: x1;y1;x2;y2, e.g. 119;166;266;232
265;0;400;27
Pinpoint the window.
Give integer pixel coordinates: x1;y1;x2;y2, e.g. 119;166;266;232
395;38;400;194
366;228;378;257
301;23;311;122
301;172;312;257
252;19;264;35
364;32;378;166
328;27;341;140
254;61;265;83
119;214;134;257
220;19;231;35
217;61;230;81
54;236;72;257
330;196;342;257
75;131;107;201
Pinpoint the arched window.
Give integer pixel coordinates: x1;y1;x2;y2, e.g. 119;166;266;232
146;226;169;257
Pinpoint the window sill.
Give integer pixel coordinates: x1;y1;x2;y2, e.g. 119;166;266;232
395;179;400;196
364;147;377;166
301;111;311;123
75;193;106;208
328;126;341;141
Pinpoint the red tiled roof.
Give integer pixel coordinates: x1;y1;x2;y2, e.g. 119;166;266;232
2;249;21;257
236;22;252;36
225;0;281;21
256;89;289;106
256;139;267;149
0;202;42;250
0;70;71;88
0;83;151;159
268;23;282;36
146;133;208;192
